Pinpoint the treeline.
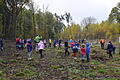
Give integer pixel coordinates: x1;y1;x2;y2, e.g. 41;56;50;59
60;22;120;40
0;0;120;40
0;0;67;40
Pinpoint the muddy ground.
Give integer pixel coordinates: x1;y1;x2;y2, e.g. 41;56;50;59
0;41;120;80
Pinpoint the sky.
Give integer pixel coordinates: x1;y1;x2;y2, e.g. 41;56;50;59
33;0;120;24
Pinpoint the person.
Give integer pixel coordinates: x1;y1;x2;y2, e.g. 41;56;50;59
16;38;20;50
49;39;52;47
43;39;47;48
113;46;116;54
34;36;41;52
64;40;70;56
82;39;85;43
107;41;113;58
26;41;33;60
20;39;24;50
100;39;105;49
80;44;86;63
86;42;91;62
0;38;3;51
70;39;73;43
58;39;62;48
72;41;79;59
37;39;45;58
34;35;41;43
53;40;57;48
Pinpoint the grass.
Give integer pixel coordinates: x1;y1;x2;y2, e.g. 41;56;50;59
98;69;106;73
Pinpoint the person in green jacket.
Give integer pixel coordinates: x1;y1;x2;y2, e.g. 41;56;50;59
34;35;42;52
34;35;41;43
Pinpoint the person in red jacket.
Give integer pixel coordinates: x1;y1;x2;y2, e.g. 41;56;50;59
80;44;86;63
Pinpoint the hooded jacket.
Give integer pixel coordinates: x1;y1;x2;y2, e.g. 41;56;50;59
86;43;91;54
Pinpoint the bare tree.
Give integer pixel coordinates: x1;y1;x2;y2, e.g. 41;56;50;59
81;17;96;29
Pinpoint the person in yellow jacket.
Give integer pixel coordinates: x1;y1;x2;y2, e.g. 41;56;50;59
49;39;52;47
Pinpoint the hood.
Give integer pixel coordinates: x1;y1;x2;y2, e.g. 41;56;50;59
86;43;90;47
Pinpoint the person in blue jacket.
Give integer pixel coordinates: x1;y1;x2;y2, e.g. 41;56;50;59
86;42;91;62
107;41;113;58
53;40;57;48
26;41;33;60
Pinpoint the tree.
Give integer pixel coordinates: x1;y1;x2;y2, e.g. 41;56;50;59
3;0;30;40
64;12;72;26
28;1;38;38
108;2;120;23
60;24;81;40
81;17;96;29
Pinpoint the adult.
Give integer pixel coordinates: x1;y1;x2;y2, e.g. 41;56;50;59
100;39;105;49
107;41;113;58
64;40;70;56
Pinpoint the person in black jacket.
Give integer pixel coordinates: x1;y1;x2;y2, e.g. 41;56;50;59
64;40;70;56
107;41;113;58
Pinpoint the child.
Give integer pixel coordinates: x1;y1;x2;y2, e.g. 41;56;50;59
0;38;3;51
64;40;70;56
43;39;47;48
49;39;52;47
16;38;20;50
26;41;33;60
58;39;62;48
37;40;45;58
53;40;57;48
86;43;91;62
72;41;79;59
80;45;86;63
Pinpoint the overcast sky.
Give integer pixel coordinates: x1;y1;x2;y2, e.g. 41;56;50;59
33;0;120;23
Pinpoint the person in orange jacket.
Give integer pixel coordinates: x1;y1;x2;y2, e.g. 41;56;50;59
100;39;105;49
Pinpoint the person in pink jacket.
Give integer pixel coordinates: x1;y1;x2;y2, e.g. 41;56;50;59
37;40;45;58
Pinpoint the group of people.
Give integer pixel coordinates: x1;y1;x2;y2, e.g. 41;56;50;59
0;36;117;62
15;36;45;60
64;39;91;62
100;39;116;58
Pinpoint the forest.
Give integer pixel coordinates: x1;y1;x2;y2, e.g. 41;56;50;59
0;0;120;40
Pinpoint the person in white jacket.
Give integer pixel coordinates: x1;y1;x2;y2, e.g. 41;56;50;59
37;40;45;58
